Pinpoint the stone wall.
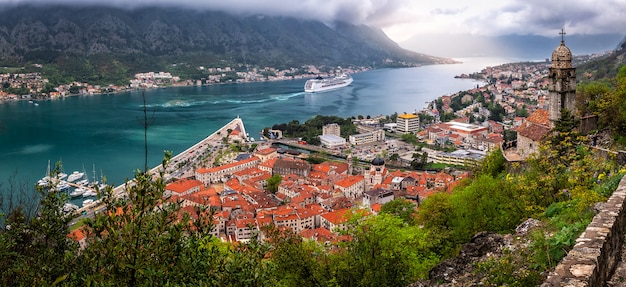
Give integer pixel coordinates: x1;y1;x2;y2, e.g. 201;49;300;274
591;147;626;166
579;115;598;135
541;175;626;286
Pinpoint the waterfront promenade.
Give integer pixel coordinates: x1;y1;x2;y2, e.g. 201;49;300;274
74;117;248;216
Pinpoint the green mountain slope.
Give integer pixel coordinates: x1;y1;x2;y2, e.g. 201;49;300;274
578;37;626;81
0;5;450;84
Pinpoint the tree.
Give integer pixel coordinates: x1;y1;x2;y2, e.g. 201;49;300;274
418;112;434;125
411;152;424;170
503;129;517;142
73;152;219;285
0;162;78;286
263;225;328;286
421;151;428;166
333;214;440;286
389;153;400;165
380;199;417;225
69;85;81;94
476;148;506;177
401;133;418;145
488;102;506;122
267;174;282;194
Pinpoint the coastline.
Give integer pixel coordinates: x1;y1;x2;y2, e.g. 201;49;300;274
0;59;490;105
0;66;375;105
0;57;511;190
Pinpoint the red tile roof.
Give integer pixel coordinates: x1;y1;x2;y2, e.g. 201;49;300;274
335;175;364;188
256;147;277;155
321;208;353;225
517;110;551;141
165;179;202;194
196;156;260;174
68;228;86;241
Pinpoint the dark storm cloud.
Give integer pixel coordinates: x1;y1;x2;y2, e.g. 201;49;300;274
481;0;626;35
0;0;624;38
0;0;407;26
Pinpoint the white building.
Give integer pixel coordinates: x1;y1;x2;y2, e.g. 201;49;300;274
349;129;385;146
322;123;341;137
362;188;394;207
319;134;346;149
396;113;420;133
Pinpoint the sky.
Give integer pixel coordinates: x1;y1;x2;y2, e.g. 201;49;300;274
1;0;625;43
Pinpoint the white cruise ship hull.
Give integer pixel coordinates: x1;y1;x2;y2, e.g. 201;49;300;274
304;74;353;93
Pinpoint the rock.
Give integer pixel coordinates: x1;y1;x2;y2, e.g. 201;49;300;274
427;232;505;285
515;218;543;236
593;202;606;214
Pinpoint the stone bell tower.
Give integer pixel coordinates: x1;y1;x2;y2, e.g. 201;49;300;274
548;29;577;128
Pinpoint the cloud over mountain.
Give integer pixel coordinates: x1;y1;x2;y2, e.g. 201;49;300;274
0;0;624;43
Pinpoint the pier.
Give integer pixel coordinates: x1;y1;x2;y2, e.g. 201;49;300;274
72;117;248;216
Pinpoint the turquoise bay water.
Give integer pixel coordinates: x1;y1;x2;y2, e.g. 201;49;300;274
0;57;514;189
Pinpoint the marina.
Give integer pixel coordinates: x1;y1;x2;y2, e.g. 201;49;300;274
66;117;249;216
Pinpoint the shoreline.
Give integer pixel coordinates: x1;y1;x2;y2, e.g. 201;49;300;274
0;67;376;105
0;61;487;105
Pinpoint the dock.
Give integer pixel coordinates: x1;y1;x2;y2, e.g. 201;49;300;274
72;117;248;216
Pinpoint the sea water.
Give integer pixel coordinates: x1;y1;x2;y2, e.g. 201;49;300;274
0;57;516;191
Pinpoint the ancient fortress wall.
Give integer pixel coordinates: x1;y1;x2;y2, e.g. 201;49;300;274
541;175;626;286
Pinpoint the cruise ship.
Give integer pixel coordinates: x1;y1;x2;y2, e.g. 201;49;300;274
304;74;353;93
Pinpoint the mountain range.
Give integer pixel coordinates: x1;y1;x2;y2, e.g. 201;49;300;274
0;5;449;74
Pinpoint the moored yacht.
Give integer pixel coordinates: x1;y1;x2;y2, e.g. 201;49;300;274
70;187;86;198
67;171;84;182
82;199;94;207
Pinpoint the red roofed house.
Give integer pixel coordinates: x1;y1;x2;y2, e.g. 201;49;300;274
334;174;365;199
254;147;278;162
300;227;334;243
370;203;382;215
320;208;353;232
233;213;258;243
165;179;203;196
516;109;551;160
68;228;87;249
258;157;278;174
272;206;301;231
195;156;260;185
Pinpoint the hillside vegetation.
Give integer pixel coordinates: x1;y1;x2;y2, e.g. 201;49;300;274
577;37;626;81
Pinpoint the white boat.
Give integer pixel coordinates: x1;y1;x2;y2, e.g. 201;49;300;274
82;190;97;197
67;171;84;182
304;74;353;93
63;203;79;213
77;179;89;186
37;178;49;187
70;187;86;198
57;181;71;190
82;199;94;207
